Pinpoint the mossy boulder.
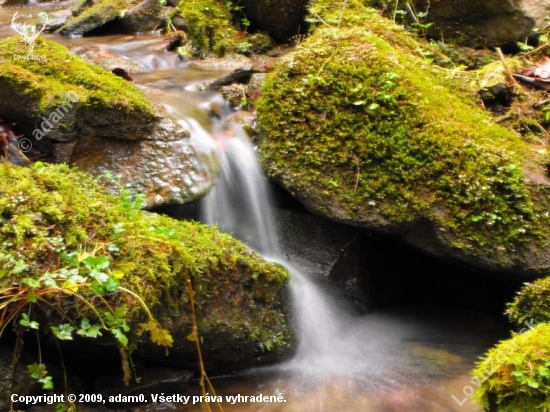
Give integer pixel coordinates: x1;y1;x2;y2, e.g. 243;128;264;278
171;0;274;57
0;35;156;142
407;0;535;48
60;0;134;36
473;324;550;411
120;0;166;33
256;3;550;276
0;36;218;208
506;277;550;327
0;163;291;379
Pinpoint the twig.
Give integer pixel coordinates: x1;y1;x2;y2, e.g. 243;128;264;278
496;47;519;87
337;0;348;28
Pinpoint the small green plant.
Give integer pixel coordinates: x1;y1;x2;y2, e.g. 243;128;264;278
473;324;550;411
1;246;173;395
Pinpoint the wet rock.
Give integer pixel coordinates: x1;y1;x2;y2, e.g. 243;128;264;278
0;341;42;412
273;207;371;307
60;0;132;36
209;68;254;90
70;118;218;209
188;54;252;71
44;10;74;32
239;0;310;42
412;0;535;48
120;0;166;33
219;84;247;108
274;208;360;280
74;47;148;74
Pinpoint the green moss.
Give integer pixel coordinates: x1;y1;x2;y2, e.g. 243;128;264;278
60;0;133;35
172;0;271;57
506;277;550;327
473;324;550;411
0;162;289;352
0;36;154;118
256;4;541;255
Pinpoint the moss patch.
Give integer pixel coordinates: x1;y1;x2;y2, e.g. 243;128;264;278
0;36;153;116
60;0;134;36
506;277;550;327
0;162;289;359
473;324;550;411
256;3;543;258
171;0;273;57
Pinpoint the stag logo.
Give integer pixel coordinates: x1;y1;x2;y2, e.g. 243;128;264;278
11;11;48;57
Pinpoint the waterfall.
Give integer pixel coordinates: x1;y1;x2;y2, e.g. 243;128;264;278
188;117;490;412
197;125;405;385
200;127;278;256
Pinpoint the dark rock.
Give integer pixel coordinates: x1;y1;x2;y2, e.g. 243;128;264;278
209;68;254;90
239;0;310;42
0;340;42;412
94;367;193;407
60;0;132;36
411;0;535;48
120;0;165;33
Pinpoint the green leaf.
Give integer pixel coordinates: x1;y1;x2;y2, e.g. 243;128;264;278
20;313;40;329
28;362;53;388
51;324;75;340
111;328;128;347
527;379;540;388
21;278;41;289
367;103;380;111
103;278;120;293
40;375;54;390
83;255;110;270
77;318;102;338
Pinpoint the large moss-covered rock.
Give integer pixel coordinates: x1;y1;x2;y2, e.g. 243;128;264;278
60;0;134;36
0;35;155;141
0;163;290;379
0;36;218;208
256;2;550;276
170;0;274;57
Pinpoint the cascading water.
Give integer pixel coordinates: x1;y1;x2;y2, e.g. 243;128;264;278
198;126;407;386
194;125;493;412
201;128;278;256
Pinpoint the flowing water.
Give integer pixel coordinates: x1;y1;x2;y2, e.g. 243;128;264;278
0;5;509;411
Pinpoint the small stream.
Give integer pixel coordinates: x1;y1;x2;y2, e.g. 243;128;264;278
0;5;512;411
